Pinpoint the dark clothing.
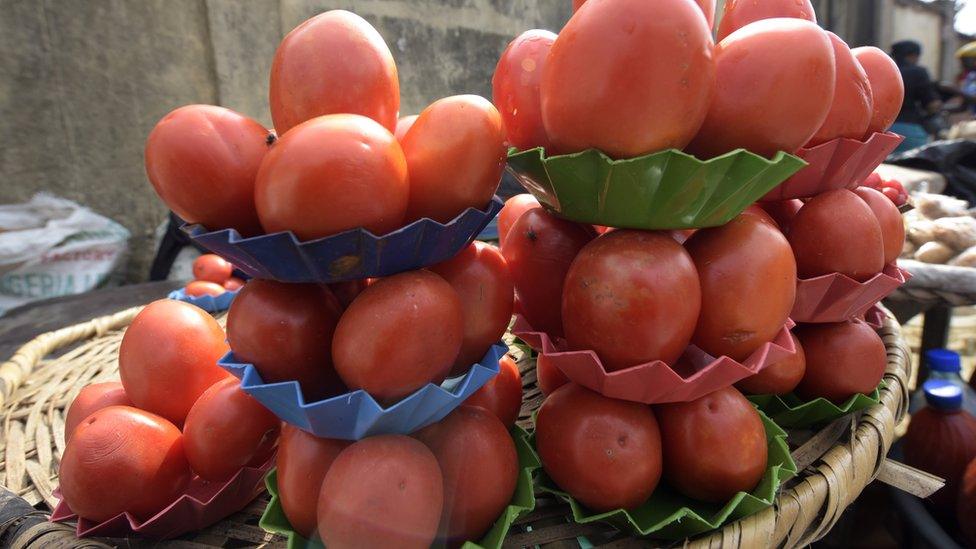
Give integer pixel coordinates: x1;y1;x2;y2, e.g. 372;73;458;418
897;64;940;125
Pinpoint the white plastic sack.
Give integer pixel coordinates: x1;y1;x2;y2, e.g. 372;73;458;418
0;194;129;315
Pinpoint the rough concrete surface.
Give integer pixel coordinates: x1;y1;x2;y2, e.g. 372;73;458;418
0;0;571;282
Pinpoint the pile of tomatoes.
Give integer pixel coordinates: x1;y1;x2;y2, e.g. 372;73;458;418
180;254;243;298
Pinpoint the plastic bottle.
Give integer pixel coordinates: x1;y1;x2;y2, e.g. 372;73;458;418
908;349;976;417
904;380;976;513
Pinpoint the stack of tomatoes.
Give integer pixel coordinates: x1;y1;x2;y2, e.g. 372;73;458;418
492;0;907;523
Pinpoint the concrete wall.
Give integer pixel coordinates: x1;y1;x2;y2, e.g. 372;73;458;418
892;2;945;79
0;0;571;281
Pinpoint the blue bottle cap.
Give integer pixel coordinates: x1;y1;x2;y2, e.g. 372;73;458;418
925;349;962;373
923;379;964;410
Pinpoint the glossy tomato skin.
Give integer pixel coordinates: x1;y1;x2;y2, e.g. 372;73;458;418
808;33;874;146
536;383;662;511
119;300;229;425
64;382;131;442
563;230;701;370
183;378;280;482
227;280;344;401
537;357;570;397
59;406;191;522
788;189;885;281
401;95;506;223
414;406;518;544
317;435;443;549
503;208;595;337
685;209;796;361
430;242;514;375
575;0;715;26
736;333;806;395
688;18;835;159
192;254;233;283
759;199;804;234
493;30;556;151
498;194;540;248
184;280;225;297
277;425;349;539
655;387;768;502
255;114;408;240
542;0;715;158
794;320;886;402
145;105;268;236
269;10;399;135
394;115;417;142
716;0;815;41
332;271;464;403
223;277;245;291
465;355;523;428
852;47;905;135
854;186;906;265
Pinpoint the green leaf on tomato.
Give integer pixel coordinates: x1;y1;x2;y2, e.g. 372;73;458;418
506;147;806;230
746;384;883;429
533;409;797;540
259;425;540;549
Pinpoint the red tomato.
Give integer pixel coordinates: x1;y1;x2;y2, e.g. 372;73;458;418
278;425;349;539
415;406;518;544
227;280;344;401
536;383;662;511
852;47;905;135
394;115;417;142
492;29;556;151
808;33;874;146
255;114;408;240
465;355;523;428
854;186;905;265
119;300;229;425
716;0;816;41
563;230;701;370
862;172;884;189
498;194;540;248
685;209;796;361
502;208;595;337
269;10;399;135
223;277;245;291
317;435;443;549
736;333;806;395
332;271;464;403
794;320;886;402
191;254;233;284
542;0;714;158
64;382;131;442
688;18;835;159
401;95;506;223
788;189;885;281
59;406;191;522
575;0;715;27
537;356;570;397
327;279;369;310
145;105;268;235
184;280;225;297
572;0;585;11
655;387;768;502
430;242;514;375
183;378;280;482
759;199;803;234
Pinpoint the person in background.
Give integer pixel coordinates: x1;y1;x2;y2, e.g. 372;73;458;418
890;40;942;153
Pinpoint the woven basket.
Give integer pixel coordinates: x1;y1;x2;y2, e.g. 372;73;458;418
888;259;976;308
0;306;914;548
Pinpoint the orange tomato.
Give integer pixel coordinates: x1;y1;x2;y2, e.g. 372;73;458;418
716;0;816;41
277;425;349;539
542;0;715;158
184;280;225;297
492;30;557;151
854;186;906;265
145;105;268;236
465;355;523;428
118;300;229;425
852;46;905;135
736;333;806;395
255;114;409;240
808;33;874;146
497;194;540;248
223;277;245;291
59;406;191;522
574;0;716;30
64;382;131;442
401;95;506;223
269;10;399;135
191;254;233;284
394;115;417;142
183;378;281;482
687;18;835;158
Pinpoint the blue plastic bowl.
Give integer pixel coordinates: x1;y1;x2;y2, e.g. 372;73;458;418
183;197;504;284
218;341;507;439
167;287;238;313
